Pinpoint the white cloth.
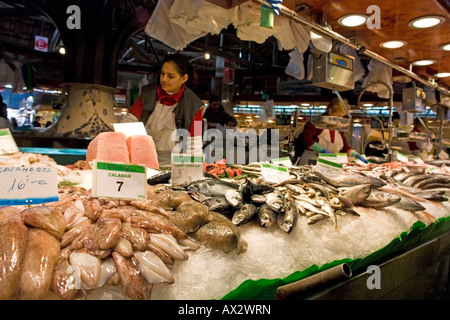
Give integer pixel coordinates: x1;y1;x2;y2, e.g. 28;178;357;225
273;16;310;52
145;0;206;50
145;102;177;152
232;1;279;44
298;129;344;165
285;48;305;80
362;60;393;99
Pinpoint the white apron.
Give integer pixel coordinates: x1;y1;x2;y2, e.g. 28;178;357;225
298;129;344;166
145;103;178;169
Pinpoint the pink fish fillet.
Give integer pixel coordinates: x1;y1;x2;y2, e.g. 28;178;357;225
126;135;159;169
86;132;130;164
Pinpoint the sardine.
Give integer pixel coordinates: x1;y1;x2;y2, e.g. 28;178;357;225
338;184;372;206
257;204;277;228
362;190;401;208
277;201;298;233
251;194;267;204
225;189;244;208
266;192;286;214
307;214;327;224
414;176;450;189
232;203;258;226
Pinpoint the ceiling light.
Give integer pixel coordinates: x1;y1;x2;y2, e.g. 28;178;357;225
380;40;407;49
338;14;368;27
411;59;436;66
434;72;450;78
58;46;66;55
204;53;210;60
440;43;450;51
409;15;445;29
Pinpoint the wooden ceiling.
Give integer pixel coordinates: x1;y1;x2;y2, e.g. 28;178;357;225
211;0;450;89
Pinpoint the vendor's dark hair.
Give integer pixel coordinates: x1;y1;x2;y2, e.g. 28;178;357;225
162;53;192;77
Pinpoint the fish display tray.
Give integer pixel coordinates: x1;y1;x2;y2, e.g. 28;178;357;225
312;116;350;132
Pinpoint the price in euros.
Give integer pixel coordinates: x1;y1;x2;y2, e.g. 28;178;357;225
7;178;47;192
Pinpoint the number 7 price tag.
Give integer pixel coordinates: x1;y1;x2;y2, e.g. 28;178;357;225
91;160;147;200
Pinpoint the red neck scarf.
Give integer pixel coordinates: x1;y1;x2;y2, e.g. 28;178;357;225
156;84;185;106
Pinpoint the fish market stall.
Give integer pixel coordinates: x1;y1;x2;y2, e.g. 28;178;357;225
0;152;450;300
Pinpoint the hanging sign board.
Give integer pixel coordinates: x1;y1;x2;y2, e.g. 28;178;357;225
92;160;147;200
171;154;204;186
0;128;19;154
0;166;58;206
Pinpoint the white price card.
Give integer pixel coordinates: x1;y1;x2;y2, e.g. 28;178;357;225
92;160;147;200
0;128;19;154
261;163;291;184
113;122;147;138
0;166;58;205
171;154;204;186
271;157;293;167
315;157;344;175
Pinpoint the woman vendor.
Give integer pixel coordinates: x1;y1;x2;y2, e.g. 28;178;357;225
126;53;205;168
294;97;368;165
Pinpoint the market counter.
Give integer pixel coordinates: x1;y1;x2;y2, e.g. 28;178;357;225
19;147;86;165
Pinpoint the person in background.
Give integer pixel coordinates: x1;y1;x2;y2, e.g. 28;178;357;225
203;95;237;130
126;53;205;168
32;115;43;127
0;95;13;131
408;117;435;160
294;97;368;165
11;117;18;129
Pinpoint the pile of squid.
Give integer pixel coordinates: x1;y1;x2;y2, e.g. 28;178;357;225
0;184;247;300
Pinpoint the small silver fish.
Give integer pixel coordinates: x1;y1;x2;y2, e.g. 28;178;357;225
232;203;258;226
277;201;298;233
257;204;277;228
225;189;244;208
307;214;327;224
266;192;286;214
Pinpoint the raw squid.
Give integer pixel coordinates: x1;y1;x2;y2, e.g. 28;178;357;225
21;206;66;239
129;212;187;239
64;199;86;229
112;251;152;300
90;217;122;250
134;250;174;284
114;237;134;257
69;251;101;290
97;257;117;288
120;223;149;252
149;233;188;261
51;260;84;300
0;207;28;300
16;228;60;300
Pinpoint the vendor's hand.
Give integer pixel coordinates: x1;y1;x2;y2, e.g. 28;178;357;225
268;0;283;15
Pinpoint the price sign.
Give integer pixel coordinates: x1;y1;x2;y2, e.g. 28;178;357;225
92;161;147;200
171;154;204;186
113;122;147;137
0;128;19;154
315;157;344;175
0;166;58;205
271;157;293;167
261;163;291;184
